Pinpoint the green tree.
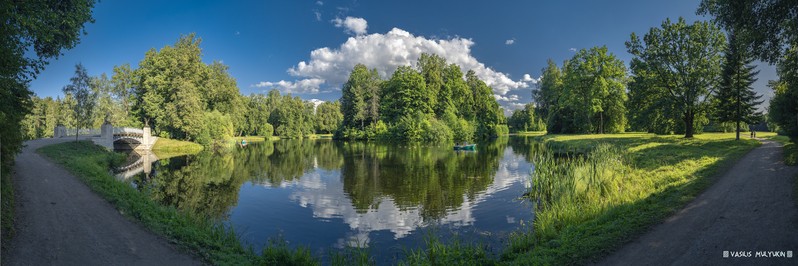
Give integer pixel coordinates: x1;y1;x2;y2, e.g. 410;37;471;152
537;60;568;133
443;64;472;120
417;53;446;116
715;31;763;140
698;0;798;64
2;1;95;229
111;63;139;127
560;46;628;134
340;64;381;130
508;104;544;133
768;46;798;140
467;70;504;139
626;18;726;138
63;63;98;141
316;101;343;134
380;66;432;123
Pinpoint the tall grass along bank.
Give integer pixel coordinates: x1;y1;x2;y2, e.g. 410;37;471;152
504;133;762;265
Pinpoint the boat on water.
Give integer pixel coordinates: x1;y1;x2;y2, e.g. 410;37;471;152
454;144;476;150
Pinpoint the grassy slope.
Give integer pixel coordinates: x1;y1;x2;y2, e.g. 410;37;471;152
501;132;767;265
38;141;318;265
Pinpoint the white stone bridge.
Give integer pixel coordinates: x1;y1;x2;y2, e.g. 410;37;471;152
54;122;158;150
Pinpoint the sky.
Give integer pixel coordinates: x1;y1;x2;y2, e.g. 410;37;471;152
29;0;777;114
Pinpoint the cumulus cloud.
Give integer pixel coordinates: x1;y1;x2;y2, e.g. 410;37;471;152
494;94;520;102
505;39;515;45
569;47;577;52
331;16;368;35
252;78;325;94
284;26;534;95
522;74;538;82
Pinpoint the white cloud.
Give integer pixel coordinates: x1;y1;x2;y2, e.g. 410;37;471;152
569;47;577;52
308;98;325;110
283;26;534;96
331;16;368;35
522;74;539;82
316;1;323;6
505;39;515;45
494;94;520;102
314;11;322;21
252;78;325;94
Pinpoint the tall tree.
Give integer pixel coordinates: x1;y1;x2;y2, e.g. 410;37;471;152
698;0;798;64
1;0;96;210
316;101;343;134
768;46;798;141
340;64;381;130
715;32;764;140
63;63;97;141
561;47;628;134
443;64;472;120
111;63;139;127
626;18;726;138
534;59;565;132
380;66;431;123
417;53;446;116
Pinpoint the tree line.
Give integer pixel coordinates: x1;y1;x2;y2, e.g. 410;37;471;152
337;54;507;142
522;17;773;140
21;35;344;145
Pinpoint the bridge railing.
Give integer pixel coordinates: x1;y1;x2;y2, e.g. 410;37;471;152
63;128;101;136
113;127;144;135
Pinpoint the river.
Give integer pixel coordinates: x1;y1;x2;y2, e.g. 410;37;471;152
117;136;538;263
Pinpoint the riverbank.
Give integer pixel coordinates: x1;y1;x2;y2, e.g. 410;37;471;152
37;141;318;265
501;132;773;265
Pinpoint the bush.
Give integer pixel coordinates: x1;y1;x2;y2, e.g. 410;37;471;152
195;110;234;145
260;123;274;137
421;118;453;143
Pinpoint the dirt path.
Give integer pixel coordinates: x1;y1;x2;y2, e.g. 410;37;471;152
598;140;798;265
2;138;201;265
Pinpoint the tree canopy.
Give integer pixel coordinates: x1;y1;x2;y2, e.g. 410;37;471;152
626;18;726;138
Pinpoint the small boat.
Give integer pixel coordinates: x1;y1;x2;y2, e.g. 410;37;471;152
240;139;248;146
454;144;476;150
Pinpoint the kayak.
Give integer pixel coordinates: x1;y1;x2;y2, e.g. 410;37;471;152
454;144;476;150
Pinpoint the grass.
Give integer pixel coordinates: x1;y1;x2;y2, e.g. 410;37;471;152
511;131;547;137
501;132;764;265
151;138;204;154
38;141;319;265
232;136;279;143
764;135;797;166
1;165;13;248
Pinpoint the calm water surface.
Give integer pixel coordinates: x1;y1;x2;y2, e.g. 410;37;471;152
119;137;538;263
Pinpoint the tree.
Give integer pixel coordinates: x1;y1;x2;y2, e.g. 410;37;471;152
417;53;446;116
316;101;343;134
1;0;95;204
380;66;432;123
468;70;504;139
715;32;764;140
340;64;381;130
443;64;471;120
768;46;798;141
534;60;565;133
63;63;98;141
698;0;798;64
626;18;726;138
111;63;140;127
560;46;628;134
508;104;544;132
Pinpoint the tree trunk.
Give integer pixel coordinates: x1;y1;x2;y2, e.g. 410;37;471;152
684;111;694;138
735;119;740;140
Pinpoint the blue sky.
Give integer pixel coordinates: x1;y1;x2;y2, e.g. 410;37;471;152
30;0;776;113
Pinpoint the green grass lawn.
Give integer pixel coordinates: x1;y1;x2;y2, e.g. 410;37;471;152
151;138;203;153
501;132;766;265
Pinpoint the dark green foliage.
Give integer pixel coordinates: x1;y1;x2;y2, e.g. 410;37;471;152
271;93;315;139
626;18;726;138
714;31;764;140
768;46;798;141
340;64;381;130
698;0;798;64
508;104;545;132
